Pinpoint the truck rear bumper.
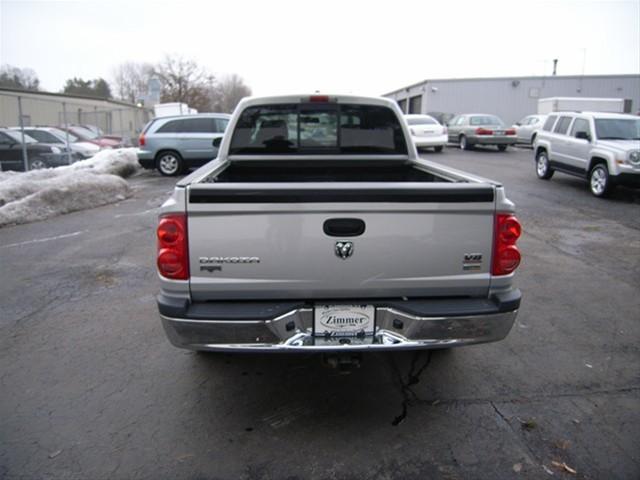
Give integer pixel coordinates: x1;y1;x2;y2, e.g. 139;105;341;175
159;291;520;352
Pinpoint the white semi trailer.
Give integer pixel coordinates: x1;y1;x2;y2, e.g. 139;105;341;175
537;97;630;114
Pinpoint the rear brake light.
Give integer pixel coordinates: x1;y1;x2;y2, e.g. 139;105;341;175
505;128;516;135
492;214;521;276
139;133;145;146
157;213;189;280
476;128;493;135
309;95;330;103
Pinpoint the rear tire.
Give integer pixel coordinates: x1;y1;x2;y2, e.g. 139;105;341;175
156;151;184;176
589;163;612;197
497;145;507;152
434;146;443;152
459;135;471;151
536;150;554;179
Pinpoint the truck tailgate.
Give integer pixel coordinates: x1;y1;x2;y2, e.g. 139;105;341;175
186;182;495;301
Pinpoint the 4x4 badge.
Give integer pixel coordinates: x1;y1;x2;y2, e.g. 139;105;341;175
335;241;354;260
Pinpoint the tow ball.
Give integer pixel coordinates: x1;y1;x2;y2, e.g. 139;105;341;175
322;352;363;373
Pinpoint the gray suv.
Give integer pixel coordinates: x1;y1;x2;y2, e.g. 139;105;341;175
137;113;230;176
534;112;640;197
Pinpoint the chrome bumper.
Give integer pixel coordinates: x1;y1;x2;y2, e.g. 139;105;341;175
160;306;517;352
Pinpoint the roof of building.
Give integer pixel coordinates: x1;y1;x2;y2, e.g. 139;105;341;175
384;74;640;97
0;86;146;109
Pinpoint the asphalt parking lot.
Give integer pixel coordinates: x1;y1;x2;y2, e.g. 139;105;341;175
1;147;639;480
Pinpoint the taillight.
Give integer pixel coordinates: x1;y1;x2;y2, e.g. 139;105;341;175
157;214;189;280
492;214;521;276
309;95;330;102
139;133;145;146
476;128;493;135
505;128;516;135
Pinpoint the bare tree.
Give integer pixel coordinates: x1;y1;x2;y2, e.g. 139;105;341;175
111;62;155;104
154;55;214;112
0;65;40;90
210;74;252;113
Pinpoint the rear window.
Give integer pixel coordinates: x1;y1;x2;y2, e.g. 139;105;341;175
156;119;185;133
24;130;61;143
553;116;573;135
469;115;503;126
543;115;557;131
405;116;437;126
229;104;408;155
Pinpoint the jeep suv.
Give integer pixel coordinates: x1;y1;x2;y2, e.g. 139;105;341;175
533;112;640;197
137;113;230;176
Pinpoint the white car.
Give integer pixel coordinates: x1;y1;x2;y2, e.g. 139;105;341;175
404;114;447;152
13;127;101;159
513;114;547;146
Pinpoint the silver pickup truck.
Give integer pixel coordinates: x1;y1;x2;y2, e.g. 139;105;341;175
156;94;522;352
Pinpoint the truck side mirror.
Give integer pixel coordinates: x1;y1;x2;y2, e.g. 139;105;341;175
212;137;222;148
575;131;591;141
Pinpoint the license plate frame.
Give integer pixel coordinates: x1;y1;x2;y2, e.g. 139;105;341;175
313;304;375;338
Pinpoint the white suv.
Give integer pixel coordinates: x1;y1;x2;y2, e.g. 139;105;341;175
533;112;640;197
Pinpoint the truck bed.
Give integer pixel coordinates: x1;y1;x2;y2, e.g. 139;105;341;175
204;161;450;183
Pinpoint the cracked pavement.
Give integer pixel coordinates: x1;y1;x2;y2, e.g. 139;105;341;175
1;149;639;479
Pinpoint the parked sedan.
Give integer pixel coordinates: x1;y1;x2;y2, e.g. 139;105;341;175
404;114;447;152
11;127;100;159
58;125;126;149
447;114;516;151
513;114;547;145
0;129;74;171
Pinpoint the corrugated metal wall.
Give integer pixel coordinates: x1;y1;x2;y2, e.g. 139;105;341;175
0;90;152;140
386;75;640;125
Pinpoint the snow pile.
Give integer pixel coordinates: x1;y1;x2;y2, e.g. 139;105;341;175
0;148;140;228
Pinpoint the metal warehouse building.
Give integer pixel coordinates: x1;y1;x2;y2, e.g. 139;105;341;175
384;74;640;125
0;88;153;142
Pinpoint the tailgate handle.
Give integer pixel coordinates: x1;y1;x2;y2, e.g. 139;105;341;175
323;218;365;237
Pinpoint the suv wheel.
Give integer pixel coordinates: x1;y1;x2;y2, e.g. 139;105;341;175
536;150;554;180
589;164;612;197
156;152;183;176
459;135;471;151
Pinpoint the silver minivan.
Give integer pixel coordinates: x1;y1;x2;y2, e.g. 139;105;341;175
137;113;231;175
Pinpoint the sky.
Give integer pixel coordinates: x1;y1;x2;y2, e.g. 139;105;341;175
0;0;639;97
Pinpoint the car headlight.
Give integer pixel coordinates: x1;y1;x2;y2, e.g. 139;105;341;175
51;146;61;154
628;151;640;165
